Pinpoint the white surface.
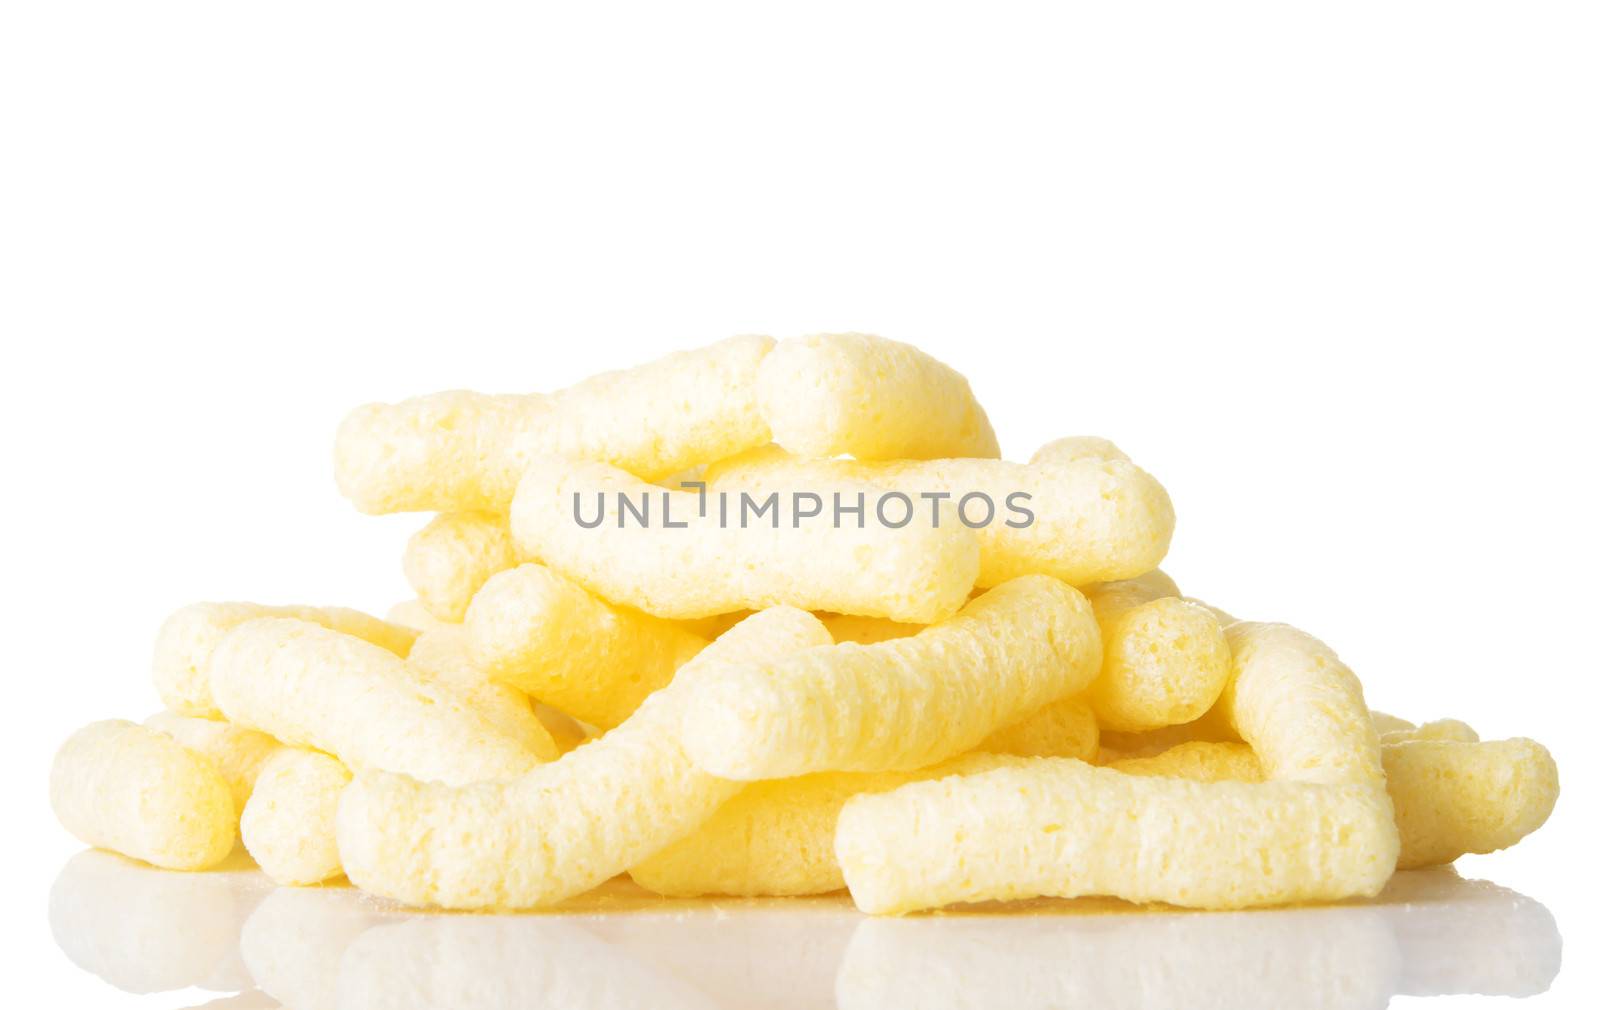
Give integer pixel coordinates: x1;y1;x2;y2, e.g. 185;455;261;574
3;2;1596;1007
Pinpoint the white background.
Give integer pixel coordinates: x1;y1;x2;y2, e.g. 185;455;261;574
2;1;1596;1006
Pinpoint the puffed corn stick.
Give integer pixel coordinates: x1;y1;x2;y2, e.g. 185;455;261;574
1028;434;1130;465
1108;735;1560;870
837;619;1400;912
384;599;456;636
681;575;1102;780
335;335;774;513
837;758;1399;913
403;626;558;758
209;618;545;786
403;511;520;622
153;602;417;719
463;562;708;728
1370;710;1416;736
512;456;980;622
336;607;832;909
705;446;1175;587
51;720;237;871
632;753;1022;897
1385;738;1559;869
240;748;352;885
754;333;999;460
144;712;282;814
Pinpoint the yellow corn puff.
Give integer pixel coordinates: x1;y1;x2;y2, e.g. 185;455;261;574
682;576;1102;779
240;748;352;885
1371;710;1416;736
1385;738;1559;869
754;333;999;460
817;612;923;645
153;602;417;719
1029;434;1130;465
384;599;457;635
1082;579;1230;733
403;511;520;622
335;336;774;514
632;753;1021;897
464;563;707;728
144;712;282;814
336;608;832;909
512;456;979;622
837;758;1399;913
979;695;1099;760
705;446;1174;587
51;720;236;871
209;618;544;786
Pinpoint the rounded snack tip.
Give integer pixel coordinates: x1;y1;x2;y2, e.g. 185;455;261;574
241;748;352;885
50;720;236;871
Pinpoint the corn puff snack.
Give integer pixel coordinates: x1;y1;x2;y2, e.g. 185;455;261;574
682;575;1102;779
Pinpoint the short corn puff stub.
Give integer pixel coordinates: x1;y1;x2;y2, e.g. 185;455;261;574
403;511;520;623
143;712;282;815
464;562;707;728
209;618;545;786
153;602;417;719
632;753;1023;897
1109;740;1265;782
336;607;833;910
681;575;1103;780
240;747;352;886
705;446;1175;587
335;335;775;514
754;333;1000;460
511;456;979;623
51;720;236;871
1082;579;1232;733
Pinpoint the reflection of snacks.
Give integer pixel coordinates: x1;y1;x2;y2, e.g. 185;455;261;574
240;748;351;885
49;850;267;994
51;721;236;870
336;609;829;909
682;577;1101;780
50;334;1561;917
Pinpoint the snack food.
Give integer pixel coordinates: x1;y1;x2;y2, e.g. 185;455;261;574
403;511;519;622
152;602;417;719
240;748;352;885
464;562;707;727
754;332;999;460
209;618;545;786
512;456;980;622
705;445;1175;586
682;575;1102;779
50;720;236;871
336;608;830;909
